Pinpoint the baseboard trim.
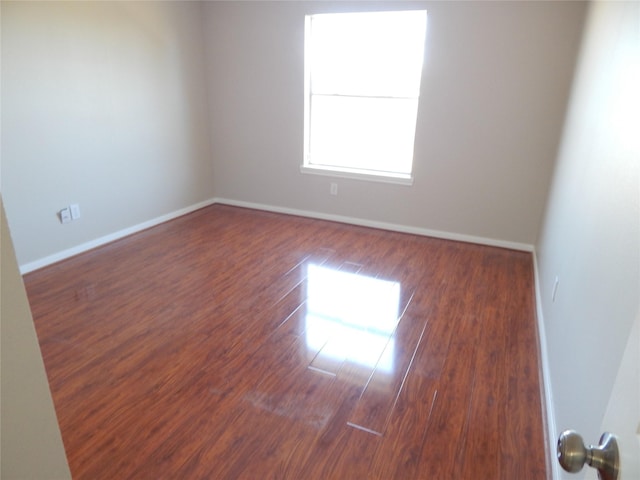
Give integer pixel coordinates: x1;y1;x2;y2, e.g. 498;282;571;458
214;198;535;252
532;250;559;480
19;198;217;274
20;196;534;274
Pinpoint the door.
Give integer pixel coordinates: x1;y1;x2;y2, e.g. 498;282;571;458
537;0;640;478
592;311;640;480
581;2;640;477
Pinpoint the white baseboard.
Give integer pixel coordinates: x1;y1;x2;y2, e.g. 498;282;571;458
20;196;534;274
19;198;217;274
532;250;559;480
214;197;534;252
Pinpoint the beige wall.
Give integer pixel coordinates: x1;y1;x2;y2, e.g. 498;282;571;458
535;1;640;477
1;1;214;266
2;1;587;268
203;1;586;247
1;197;71;479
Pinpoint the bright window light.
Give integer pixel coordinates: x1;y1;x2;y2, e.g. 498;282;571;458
305;264;401;373
303;10;427;184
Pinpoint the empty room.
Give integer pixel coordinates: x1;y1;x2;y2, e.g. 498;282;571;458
1;1;638;479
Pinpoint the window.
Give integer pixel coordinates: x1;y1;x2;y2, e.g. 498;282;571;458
302;10;427;184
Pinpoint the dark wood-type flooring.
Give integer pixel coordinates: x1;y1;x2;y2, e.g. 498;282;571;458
24;205;546;479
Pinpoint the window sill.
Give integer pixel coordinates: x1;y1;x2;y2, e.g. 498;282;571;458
300;165;413;186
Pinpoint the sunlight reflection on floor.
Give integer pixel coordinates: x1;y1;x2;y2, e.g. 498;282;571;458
305;264;400;374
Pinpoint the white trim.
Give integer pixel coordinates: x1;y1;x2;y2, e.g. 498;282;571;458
303;11;425;189
20;196;535;274
214;198;534;252
300;165;414;186
19;198;217;274
532;250;559;480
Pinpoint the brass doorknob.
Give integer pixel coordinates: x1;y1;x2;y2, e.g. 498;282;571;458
557;430;619;480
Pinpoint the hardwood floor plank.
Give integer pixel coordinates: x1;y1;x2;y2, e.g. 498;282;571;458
453;252;511;478
453;304;506;479
417;315;481;479
346;310;428;435
501;256;547;479
346;244;453;436
24;205;546;479
368;372;439;479
295;381;379;479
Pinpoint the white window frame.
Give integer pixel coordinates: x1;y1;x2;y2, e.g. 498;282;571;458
301;10;427;186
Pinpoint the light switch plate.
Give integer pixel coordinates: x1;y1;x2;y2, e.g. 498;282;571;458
70;203;81;220
60;208;71;224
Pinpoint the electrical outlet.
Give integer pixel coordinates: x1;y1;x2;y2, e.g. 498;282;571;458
330;183;338;195
60;208;71;224
70;203;81;220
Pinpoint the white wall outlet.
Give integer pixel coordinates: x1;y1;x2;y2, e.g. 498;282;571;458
330;183;338;195
60;208;71;224
70;203;81;220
